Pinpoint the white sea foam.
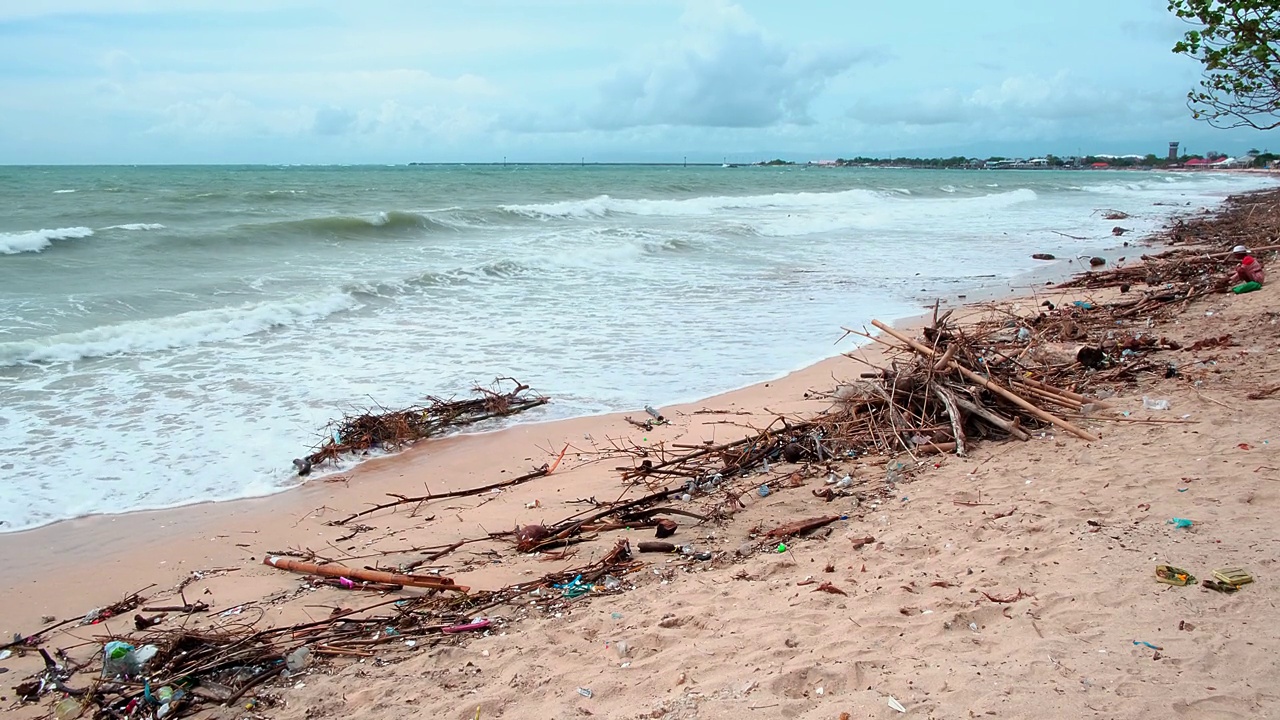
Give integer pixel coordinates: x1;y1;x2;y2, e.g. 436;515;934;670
53;189;76;194
102;223;166;231
0;226;94;254
0;293;357;365
501;187;1036;224
2;168;1276;533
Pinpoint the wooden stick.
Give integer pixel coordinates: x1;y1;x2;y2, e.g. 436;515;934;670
915;441;957;455
1011;382;1085;408
263;557;469;593
949;392;1031;441
931;383;966;456
1016;377;1113;409
871;320;1099;442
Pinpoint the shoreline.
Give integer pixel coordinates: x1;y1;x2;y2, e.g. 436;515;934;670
0;207;1161;631
3;188;1279;718
0;240;1132;538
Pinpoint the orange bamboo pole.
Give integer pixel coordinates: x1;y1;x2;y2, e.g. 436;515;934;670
263;556;469;593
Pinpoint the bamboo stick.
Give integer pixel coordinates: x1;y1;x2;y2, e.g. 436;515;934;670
263;557;469;593
1011;382;1084;408
949;392;1031;441
871;320;1099;442
1016;376;1113;409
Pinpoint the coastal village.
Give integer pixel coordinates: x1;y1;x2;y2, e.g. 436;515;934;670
782;142;1275;171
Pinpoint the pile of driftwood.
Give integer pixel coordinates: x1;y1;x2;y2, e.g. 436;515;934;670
9;541;638;720
301;378;548;471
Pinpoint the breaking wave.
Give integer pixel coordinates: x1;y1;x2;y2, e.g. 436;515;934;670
259;210;459;237
102;223;166;231
500;187;1038;220
0;227;94;255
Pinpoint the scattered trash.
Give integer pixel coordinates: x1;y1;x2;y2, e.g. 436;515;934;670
285;646;311;673
576;687;594;699
1213;567;1254;587
1167;518;1194;529
101;641;158;679
1155;565;1196;586
757;485;771;498
776;543;788;553
1143;397;1171;411
1133;640;1163;651
888;696;907;713
1202;579;1239;593
443;619;492;634
1231;280;1262;294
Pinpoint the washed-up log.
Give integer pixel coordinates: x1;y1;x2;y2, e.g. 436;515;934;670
263;556;469;594
870;320;1099;442
914;441;957;455
764;515;842;539
638;541;677;553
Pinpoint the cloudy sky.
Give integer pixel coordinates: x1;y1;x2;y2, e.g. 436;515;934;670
1;0;1275;164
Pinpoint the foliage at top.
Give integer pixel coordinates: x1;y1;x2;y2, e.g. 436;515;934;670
1170;0;1280;129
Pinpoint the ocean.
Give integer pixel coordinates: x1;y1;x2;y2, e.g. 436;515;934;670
0;164;1273;532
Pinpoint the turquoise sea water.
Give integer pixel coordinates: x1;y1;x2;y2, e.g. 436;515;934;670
0;164;1273;530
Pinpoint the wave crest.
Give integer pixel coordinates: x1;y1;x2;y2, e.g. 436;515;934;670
0;227;94;255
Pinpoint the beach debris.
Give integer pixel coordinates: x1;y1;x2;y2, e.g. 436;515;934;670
1155;565;1196;586
887;696;907;713
764;515;842;539
638;541;678;553
1133;640;1163;651
980;588;1033;603
849;536;875;549
1167;518;1194;529
1099;209;1131;220
1202;579;1240;593
1212;567;1254;587
1143;396;1171;411
262;556;469;593
1032;253;1056;260
812;582;847;596
644;404;666;423
12;540;640;719
302;377;548;470
577;687;594;698
654;518;678;538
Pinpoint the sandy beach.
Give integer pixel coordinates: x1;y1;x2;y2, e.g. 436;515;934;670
4;190;1280;720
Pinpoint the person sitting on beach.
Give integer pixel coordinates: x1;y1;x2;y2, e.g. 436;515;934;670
1229;245;1266;285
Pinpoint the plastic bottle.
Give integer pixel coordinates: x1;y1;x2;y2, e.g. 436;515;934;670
757;485;771;498
285;646;311;673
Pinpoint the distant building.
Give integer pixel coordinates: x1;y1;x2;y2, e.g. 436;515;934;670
1168;142;1179;161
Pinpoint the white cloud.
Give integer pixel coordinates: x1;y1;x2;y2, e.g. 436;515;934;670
513;0;872;132
848;71;1185;129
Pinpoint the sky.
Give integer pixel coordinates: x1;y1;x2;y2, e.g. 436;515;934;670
0;0;1276;164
